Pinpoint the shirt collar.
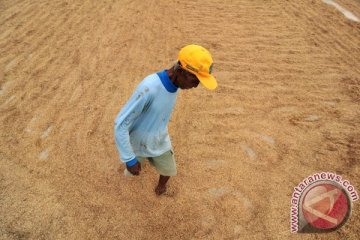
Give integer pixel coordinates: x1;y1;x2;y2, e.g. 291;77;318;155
157;70;178;93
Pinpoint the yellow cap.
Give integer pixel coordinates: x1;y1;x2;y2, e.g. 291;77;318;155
178;44;217;90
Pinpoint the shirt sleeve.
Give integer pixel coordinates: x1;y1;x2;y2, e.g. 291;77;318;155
114;84;151;163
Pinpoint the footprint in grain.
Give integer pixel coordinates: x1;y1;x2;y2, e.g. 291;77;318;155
195;213;216;238
206;159;225;169
38;149;49;160
234;225;243;235
208;187;229;198
233;191;253;209
41;125;53;139
240;144;256;161
304;115;321;122
258;133;275;145
1;95;16;108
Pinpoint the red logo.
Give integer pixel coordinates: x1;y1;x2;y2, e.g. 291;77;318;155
301;183;350;230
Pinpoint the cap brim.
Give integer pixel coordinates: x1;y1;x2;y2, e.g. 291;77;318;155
197;74;217;90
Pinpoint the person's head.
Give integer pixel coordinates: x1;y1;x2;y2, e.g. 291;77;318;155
171;61;200;89
172;44;217;90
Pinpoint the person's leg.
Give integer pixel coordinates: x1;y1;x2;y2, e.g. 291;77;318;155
151;150;177;195
155;175;170;195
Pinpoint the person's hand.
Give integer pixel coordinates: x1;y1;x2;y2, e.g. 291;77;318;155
127;161;141;175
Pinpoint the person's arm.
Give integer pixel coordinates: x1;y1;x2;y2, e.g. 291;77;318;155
114;85;150;169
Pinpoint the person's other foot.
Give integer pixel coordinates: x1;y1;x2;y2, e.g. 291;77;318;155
155;184;166;195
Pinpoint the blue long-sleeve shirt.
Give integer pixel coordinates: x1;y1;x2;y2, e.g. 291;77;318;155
114;70;178;164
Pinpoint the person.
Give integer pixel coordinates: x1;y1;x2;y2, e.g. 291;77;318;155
114;44;217;195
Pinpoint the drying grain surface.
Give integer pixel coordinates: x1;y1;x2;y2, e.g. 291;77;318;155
1;0;359;239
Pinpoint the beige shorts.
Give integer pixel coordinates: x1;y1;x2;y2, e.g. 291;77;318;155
124;150;177;177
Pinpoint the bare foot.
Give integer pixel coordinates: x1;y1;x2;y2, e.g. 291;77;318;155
155;184;167;195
